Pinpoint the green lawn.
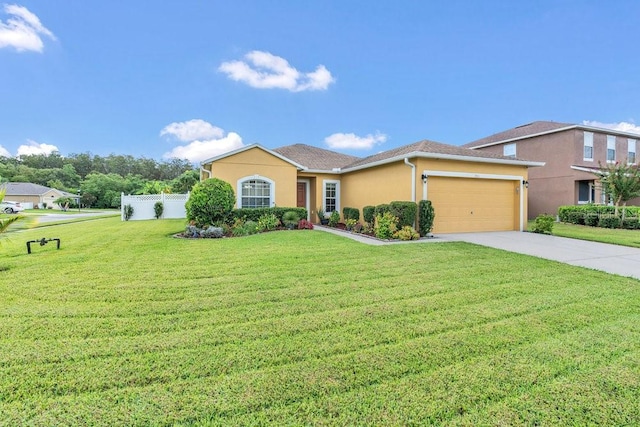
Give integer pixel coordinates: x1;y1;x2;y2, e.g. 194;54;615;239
548;221;640;248
1;218;639;425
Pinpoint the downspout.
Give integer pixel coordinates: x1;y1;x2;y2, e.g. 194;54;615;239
519;179;525;231
403;158;416;202
200;165;212;181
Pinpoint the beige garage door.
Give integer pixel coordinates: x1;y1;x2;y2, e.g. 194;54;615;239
428;177;517;233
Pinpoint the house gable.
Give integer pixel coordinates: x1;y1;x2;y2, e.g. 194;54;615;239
206;145;299;208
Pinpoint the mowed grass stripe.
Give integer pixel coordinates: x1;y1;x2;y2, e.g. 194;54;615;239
0;218;638;424
0;262;625;367
0;286;634;412
216;317;639;426
0;306;635;425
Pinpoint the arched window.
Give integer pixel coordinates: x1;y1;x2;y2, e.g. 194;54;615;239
237;176;274;208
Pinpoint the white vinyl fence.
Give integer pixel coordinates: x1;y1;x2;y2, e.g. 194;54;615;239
120;192;189;221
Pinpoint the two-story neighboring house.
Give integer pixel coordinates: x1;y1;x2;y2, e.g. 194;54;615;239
463;121;640;218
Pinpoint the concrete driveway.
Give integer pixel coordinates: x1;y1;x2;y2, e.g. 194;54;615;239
441;231;640;280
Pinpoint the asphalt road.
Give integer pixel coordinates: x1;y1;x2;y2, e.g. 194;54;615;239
25;211;119;223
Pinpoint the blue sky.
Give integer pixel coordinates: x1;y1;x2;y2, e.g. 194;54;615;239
2;1;640;163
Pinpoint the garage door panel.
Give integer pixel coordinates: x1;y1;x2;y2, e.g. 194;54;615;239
428;177;517;233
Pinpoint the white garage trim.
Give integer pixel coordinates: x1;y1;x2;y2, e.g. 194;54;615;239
422;170;526;231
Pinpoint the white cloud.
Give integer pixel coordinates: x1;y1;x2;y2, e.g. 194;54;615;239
160;119;224;142
17;139;59;156
0;145;11;157
583;120;640;135
0;4;56;53
219;50;335;92
161;120;244;163
324;132;387;150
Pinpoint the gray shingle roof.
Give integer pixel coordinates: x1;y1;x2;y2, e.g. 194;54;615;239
0;182;54;196
463;121;574;148
273;144;360;170
344;139;519;170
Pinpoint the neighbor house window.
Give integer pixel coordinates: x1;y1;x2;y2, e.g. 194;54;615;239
628;139;636;164
503;143;516;157
583;131;593;161
323;180;340;213
577;180;594;204
607;135;616;163
237;176;274;208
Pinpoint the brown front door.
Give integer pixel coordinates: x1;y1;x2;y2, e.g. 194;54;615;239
296;182;306;208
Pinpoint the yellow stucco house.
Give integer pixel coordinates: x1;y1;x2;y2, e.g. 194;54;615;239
201;140;544;233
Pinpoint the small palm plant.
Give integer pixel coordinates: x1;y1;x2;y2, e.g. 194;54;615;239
0;189;23;241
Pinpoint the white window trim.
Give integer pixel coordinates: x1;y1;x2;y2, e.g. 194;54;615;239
297;179;311;220
322;179;340;213
628;139;636;164
607;135;616;163
236;175;275;208
583;131;594;162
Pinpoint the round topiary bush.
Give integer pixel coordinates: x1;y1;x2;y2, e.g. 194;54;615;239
185;178;235;226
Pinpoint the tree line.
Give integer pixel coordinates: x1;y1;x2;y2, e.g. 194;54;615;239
0;152;200;209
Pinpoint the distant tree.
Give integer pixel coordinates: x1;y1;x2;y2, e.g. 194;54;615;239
593;161;640;220
141;180;171;194
67;152;94;178
170;169;199;193
158;158;194;181
19;152;64;169
82;173;133;208
81;193;97;208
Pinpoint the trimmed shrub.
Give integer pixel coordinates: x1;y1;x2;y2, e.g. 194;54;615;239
342;207;360;222
374;211;398;240
153;201;163;219
558;205;640;223
585;213;599;227
123;204;134;221
418;200;435;236
530;214;554;234
282;211;300;229
186;178;235;226
345;218;357;231
622;217;640;230
598;216;621;229
389;201;417;228
363;206;375;225
328;210;340;227
394;225;420;241
257;213;280;231
232;207;307;224
374;204;391;218
567;211;585;225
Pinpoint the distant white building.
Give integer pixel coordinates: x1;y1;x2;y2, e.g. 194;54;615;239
0;182;78;209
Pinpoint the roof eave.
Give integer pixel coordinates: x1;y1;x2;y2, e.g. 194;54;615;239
342;151;544;172
467;125;578;149
200;144;306;170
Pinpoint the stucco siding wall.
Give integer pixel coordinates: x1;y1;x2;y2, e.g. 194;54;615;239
4;195;39;205
209;148;298;208
298;172;339;220
341;162;414;216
